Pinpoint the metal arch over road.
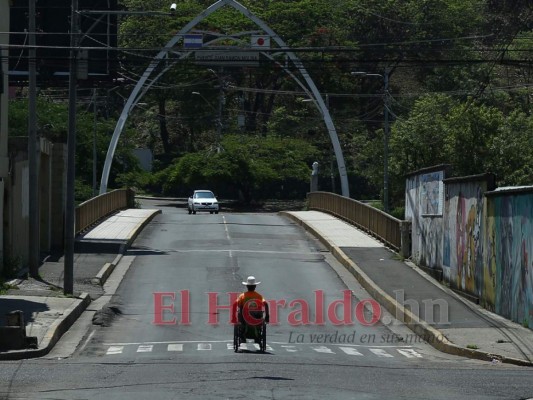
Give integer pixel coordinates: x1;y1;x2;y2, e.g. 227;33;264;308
99;0;350;197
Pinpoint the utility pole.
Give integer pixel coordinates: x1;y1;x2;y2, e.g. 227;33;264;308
28;0;39;277
214;68;224;153
351;69;391;212
64;0;79;295
93;88;98;196
383;68;390;213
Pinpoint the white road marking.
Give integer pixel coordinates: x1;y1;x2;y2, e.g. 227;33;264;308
167;344;183;352
102;342;422;360
312;346;335;354
339;347;363;356
106;346;124;355
281;345;298;352
104;340;232;346
137;345;153;353
78;330;95;354
369;348;394;358
223;216;231;241
397;349;423;358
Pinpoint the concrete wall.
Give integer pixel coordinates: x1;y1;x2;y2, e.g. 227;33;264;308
442;174;495;304
405;165;448;271
5;138;63;271
406;166;533;328
486;191;533;328
50;144;67;252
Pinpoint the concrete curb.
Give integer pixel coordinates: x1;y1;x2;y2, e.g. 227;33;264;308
90;209;158;286
126;209;162;248
0;293;91;361
91;254;125;286
281;211;533;367
135;195;182;201
91;262;116;286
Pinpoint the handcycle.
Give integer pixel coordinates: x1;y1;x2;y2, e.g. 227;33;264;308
233;308;267;353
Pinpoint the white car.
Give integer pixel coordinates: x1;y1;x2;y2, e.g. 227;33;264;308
188;190;220;214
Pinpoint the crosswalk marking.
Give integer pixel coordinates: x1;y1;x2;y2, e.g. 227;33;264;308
369;348;393;358
106;346;124;355
100;342;423;360
137;345;153;353
339;347;363;356
281;345;298;352
397;349;423;358
168;344;183;352
312;346;335;354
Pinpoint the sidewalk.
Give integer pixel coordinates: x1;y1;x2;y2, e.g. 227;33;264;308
0;208;160;360
283;210;533;367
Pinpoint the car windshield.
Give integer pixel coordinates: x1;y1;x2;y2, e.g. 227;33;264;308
195;192;214;199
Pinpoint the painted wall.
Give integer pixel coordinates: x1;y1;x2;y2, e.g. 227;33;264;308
405;168;445;270
406;167;533;328
486;194;533;328
442;179;489;301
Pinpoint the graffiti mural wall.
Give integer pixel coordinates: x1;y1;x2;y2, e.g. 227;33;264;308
406;166;532;329
486;192;533;329
405;166;447;270
442;175;495;303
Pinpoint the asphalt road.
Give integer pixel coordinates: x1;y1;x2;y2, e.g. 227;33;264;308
1;199;532;400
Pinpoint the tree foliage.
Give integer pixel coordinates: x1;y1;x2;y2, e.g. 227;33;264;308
13;0;529;205
8;98;141;201
159;134;318;201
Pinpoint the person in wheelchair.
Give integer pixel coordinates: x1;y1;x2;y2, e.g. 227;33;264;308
232;276;269;343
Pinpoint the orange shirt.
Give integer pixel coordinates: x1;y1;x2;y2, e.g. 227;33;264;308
237;291;265;309
232;290;265;323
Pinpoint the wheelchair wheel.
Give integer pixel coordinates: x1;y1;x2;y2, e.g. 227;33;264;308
259;322;266;352
233;324;240;352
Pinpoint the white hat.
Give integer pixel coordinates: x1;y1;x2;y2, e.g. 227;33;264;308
242;276;261;285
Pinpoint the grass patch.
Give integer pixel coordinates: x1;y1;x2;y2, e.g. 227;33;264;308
0;279;17;295
466;344;479;350
392;253;405;262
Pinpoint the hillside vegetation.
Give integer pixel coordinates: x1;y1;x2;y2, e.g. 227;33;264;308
13;0;532;206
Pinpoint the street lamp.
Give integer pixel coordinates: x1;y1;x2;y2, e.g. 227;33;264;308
351;69;390;213
192;90;222;153
64;3;178;294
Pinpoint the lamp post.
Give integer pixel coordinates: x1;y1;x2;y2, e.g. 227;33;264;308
208;68;225;153
192;90;223;152
28;0;39;277
351;69;390;213
64;4;176;295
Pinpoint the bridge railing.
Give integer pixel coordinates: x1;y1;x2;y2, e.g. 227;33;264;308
307;192;411;257
75;188;135;235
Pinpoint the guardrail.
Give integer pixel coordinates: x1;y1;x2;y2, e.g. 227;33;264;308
307;192;411;257
75;189;135;235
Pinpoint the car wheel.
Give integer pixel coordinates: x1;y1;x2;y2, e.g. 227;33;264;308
210;211;214;214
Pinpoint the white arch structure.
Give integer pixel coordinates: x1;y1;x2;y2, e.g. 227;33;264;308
100;0;350;197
